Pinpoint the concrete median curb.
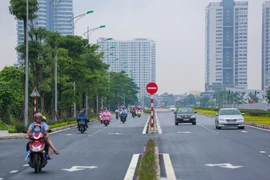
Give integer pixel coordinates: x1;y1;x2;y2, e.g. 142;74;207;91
0;119;98;140
198;112;270;130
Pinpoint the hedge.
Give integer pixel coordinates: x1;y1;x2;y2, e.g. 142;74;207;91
136;139;157;180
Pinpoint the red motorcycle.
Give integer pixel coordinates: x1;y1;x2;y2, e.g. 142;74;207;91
25;132;48;173
103;114;110;126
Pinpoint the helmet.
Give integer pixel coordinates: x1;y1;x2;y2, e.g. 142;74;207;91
42;116;47;121
33;123;42;133
34;113;42;118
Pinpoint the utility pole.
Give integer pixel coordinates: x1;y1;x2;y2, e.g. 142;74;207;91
24;0;29;127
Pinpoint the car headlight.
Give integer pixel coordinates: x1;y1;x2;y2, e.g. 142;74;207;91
238;118;244;121
177;115;182;118
191;115;195;118
219;119;225;122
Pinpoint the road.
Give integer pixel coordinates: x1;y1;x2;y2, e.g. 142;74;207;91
0;114;149;180
1;111;270;180
157;112;270;180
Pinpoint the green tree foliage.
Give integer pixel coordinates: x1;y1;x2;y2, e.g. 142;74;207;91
0;67;24;123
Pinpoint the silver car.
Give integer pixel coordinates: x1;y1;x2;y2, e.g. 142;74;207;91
215;108;245;130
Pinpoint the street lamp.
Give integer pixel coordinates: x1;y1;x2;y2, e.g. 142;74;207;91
71;10;94;118
24;0;29;127
83;25;106;42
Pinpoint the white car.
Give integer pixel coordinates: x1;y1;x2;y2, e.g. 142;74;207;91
169;105;176;111
215;108;245;129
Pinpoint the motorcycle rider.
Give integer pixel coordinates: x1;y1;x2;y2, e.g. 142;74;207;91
102;107;112;121
120;107;128;114
25;113;59;160
77;108;89;128
115;107;120;119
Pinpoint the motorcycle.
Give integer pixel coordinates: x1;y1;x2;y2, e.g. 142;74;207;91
132;110;136;118
120;113;127;123
78;120;87;133
115;112;119;119
99;113;103;124
103;114;110;126
137;110;141;118
25;132;48;173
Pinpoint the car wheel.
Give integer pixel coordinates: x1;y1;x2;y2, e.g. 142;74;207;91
217;126;221;130
175;122;178;126
192;122;196;125
238;126;245;129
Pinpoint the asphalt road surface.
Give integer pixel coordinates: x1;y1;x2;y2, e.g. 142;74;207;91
0;114;149;180
157;112;270;180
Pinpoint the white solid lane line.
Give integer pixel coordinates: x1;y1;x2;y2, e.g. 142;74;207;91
123;154;140;180
198;124;219;134
260;151;266;154
9;170;18;173
241;131;248;133
50;128;71;134
142;116;150;134
23;164;29;167
163;154;176;180
155;112;163;134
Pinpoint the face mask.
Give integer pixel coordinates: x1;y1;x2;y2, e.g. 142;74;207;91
34;128;41;133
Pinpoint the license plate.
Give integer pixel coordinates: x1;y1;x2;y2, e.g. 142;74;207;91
79;121;85;124
183;119;189;121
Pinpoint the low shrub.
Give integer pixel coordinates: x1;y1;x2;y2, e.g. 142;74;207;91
15;122;26;133
144;109;151;113
8;128;17;133
0;120;13;130
136;139;157;180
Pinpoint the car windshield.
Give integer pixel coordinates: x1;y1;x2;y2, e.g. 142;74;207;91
170;105;175;108
219;109;241;115
177;108;193;114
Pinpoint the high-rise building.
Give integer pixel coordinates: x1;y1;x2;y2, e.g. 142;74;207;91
16;0;73;64
205;0;248;91
97;38;156;105
262;1;270;90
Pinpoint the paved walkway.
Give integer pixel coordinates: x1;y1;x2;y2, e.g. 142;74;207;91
0;130;24;140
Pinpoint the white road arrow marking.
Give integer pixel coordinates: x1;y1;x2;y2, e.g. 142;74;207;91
241;131;248;133
60;134;72;136
9;170;18;173
260;151;266;154
62;166;97;172
177;131;192;134
205;163;243;169
108;133;121;135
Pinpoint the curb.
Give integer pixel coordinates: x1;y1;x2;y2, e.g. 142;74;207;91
155;147;161;179
198;112;270;130
0;119;98;140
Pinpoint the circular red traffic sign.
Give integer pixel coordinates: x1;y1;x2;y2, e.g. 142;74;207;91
146;82;158;95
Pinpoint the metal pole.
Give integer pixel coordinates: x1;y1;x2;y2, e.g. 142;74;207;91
85;26;89;115
101;97;103;109
34;88;37;115
124;93;125;107
24;0;29;127
54;0;58;122
73;81;76;117
96;94;98;113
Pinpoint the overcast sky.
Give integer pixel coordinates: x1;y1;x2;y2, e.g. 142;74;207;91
0;0;265;94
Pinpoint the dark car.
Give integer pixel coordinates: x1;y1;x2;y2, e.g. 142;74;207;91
174;108;197;125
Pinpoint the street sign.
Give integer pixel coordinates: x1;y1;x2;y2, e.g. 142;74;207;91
62;166;97;172
205;163;243;169
30;88;40;97
146;82;158;95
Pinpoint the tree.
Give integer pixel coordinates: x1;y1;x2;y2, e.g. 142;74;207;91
184;94;196;106
200;95;210;107
9;0;39;53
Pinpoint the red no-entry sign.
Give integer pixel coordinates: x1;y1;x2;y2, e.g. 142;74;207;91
146;82;158;95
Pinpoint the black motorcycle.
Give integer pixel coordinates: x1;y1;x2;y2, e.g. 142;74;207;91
120;113;127;123
116;112;119;119
132;110;136;118
78;120;87;133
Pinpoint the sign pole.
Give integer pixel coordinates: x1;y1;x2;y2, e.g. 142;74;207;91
34;88;37;115
150;95;154;130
